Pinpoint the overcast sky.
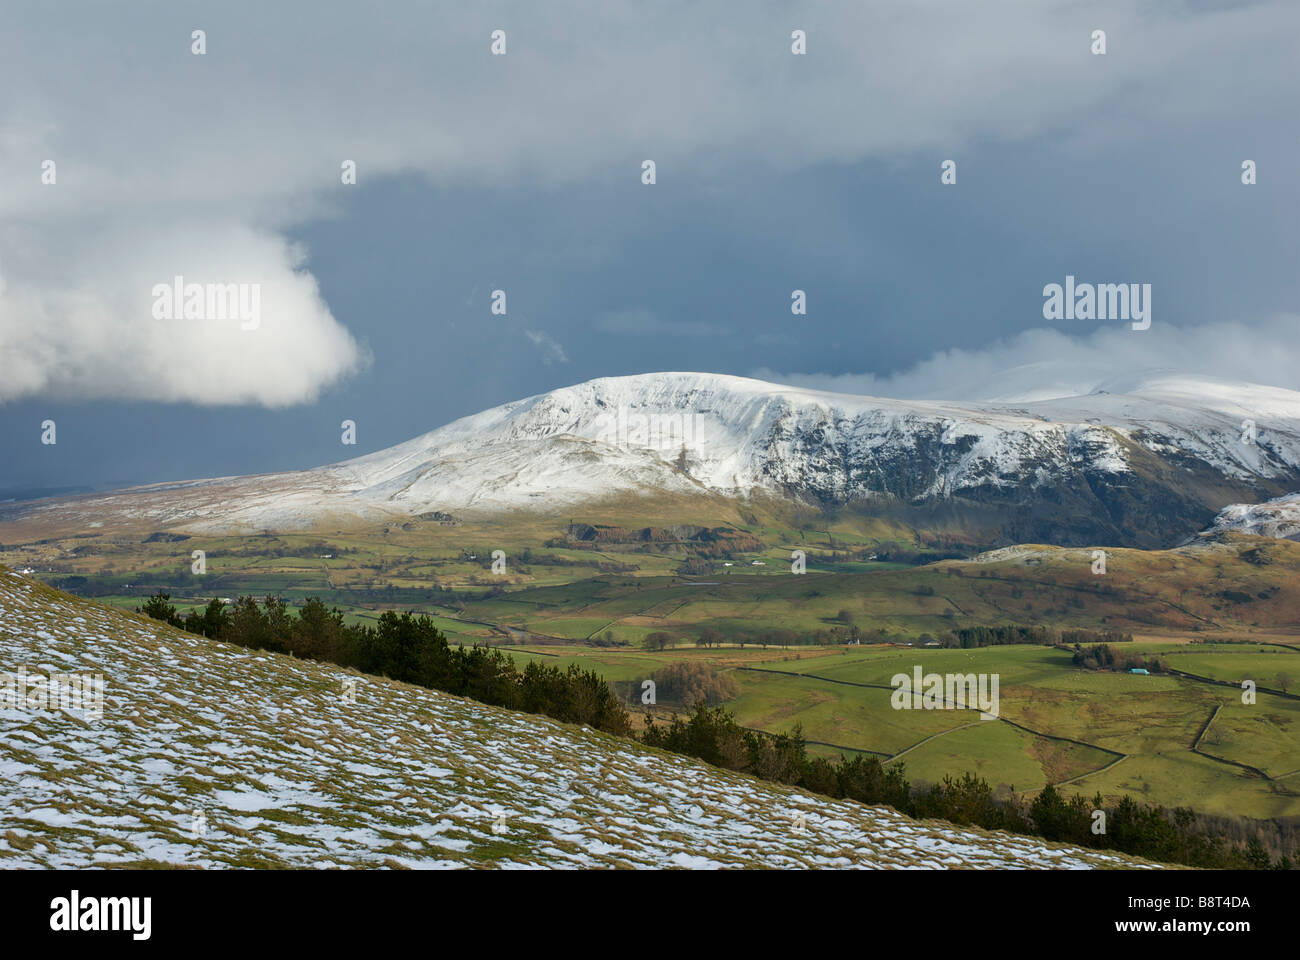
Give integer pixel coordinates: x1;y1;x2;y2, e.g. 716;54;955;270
2;0;1298;491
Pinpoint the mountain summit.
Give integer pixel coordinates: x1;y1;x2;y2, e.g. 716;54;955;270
10;372;1300;547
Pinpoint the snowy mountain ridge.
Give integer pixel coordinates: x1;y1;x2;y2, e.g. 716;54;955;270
9;372;1300;546
1209;492;1300;541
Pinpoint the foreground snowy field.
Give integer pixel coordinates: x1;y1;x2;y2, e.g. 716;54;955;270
0;570;1156;869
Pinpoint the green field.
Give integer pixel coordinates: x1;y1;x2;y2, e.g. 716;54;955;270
4;514;1299;822
489;640;1300;819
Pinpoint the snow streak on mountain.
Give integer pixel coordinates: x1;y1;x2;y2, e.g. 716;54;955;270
9;373;1300;547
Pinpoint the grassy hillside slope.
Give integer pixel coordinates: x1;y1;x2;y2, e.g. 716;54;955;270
0;568;1157;869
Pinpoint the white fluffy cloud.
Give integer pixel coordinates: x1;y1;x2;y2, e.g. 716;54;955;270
1;1;1296;404
755;314;1300;402
0;221;367;405
522;329;569;365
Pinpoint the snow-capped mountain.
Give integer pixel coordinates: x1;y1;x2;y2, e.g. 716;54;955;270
9;372;1300;547
1208;492;1300;541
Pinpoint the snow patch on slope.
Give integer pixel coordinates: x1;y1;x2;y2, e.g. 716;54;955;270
0;571;1154;869
1208;492;1300;541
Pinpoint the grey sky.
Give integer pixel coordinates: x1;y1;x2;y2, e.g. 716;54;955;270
2;1;1298;490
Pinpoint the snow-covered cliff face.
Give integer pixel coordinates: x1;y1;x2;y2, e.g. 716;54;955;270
1208;493;1300;541
10;372;1300;547
331;371;1300;500
316;372;1300;543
